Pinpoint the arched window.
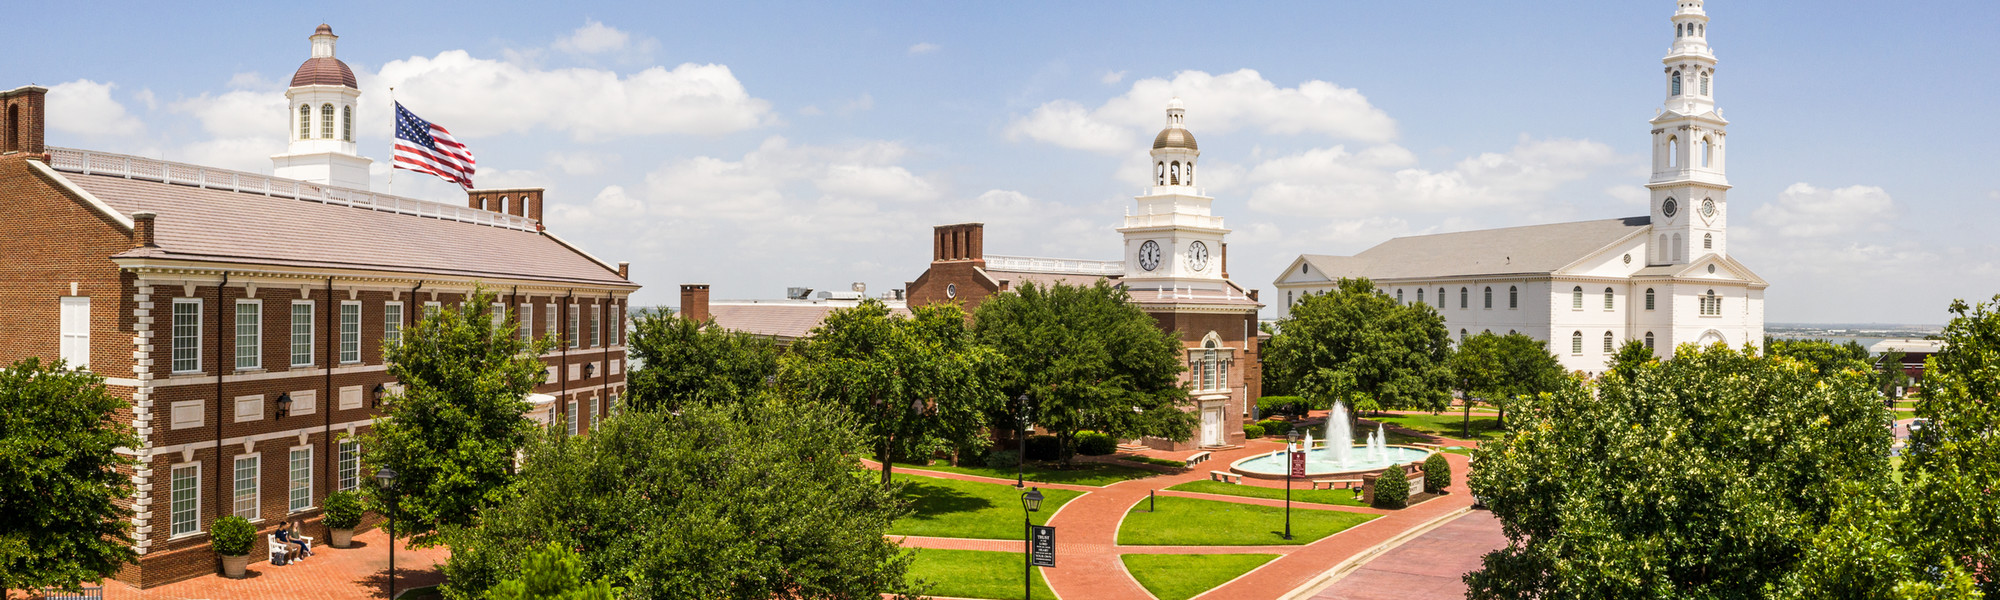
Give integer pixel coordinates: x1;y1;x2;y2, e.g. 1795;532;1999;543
1644;331;1656;349
1186;162;1195;185
1658;234;1669;263
1698;24;1704;36
342;105;353;142
1572;286;1584;310
4;104;17;152
1704;233;1714;250
1604;288;1615;310
1672;72;1683;96
1701;72;1711;96
298;104;310;139
1676;23;1684;37
1702;289;1722;316
1699;138;1711;167
1460;287;1468;309
1157;162;1166;185
1461;329;1468;343
1287;291;1293;307
1674;234;1686;262
1509;286;1518;309
498;195;511;214
1483;287;1493;309
1604;331;1616;353
1571;331;1584;355
1416;288;1424;305
1668;137;1680;168
320;104;335;139
1170;162;1180;185
1437;289;1445;308
1396;289;1404;304
1645;288;1657;310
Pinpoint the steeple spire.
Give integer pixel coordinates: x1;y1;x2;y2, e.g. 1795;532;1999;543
1663;0;1717;115
1646;0;1730;266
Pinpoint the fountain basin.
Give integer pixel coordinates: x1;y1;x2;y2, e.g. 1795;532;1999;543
1229;445;1434;480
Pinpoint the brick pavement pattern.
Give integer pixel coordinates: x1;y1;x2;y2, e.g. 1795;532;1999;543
57;527;449;600
1309;510;1506;600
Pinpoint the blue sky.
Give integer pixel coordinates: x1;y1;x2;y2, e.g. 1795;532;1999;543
14;1;1998;323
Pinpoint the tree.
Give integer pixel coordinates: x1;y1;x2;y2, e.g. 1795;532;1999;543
485;542;623;600
441;398;919;600
1449;332;1565;435
1765;337;1874;376
1465;344;1893;599
1778;482;1981;600
1903;296;2000;595
625;308;778;412
0;358;139;594
1267;278;1453;415
781;299;1002;486
972;281;1193;465
362;288;555;546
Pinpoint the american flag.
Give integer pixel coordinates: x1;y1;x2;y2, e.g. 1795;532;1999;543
393;102;476;190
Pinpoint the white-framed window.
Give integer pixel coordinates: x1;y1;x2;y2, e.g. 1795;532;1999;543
170;399;204;430
1483;287;1493;309
1571;331;1584;355
289;446;313;512
590;307;601;348
520;303;533;344
1396;289;1404;304
491;302;506;333
1436;289;1445;308
1645;288;1657;311
1702;289;1722;316
589;397;600;429
338;439;360;491
1460;329;1468;343
341;105;353;142
234;300;261;370
546;304;558;342
1604;331;1616;353
233;454;261;520
1571;287;1584;310
233;394;263;423
1416;288;1424;305
567;400;579;435
170;462;201;537
297;104;310;140
340;301;361;364
59;296;90;368
288;389;316;417
320;104;334;139
568;305;580;349
291;301;315;367
384;302;404;347
424;301;442;318
609;393;620;417
1604;288;1616;311
172;298;202;373
1704;233;1714;250
1508;286;1519;309
1644;332;1656;350
1459;287;1468;309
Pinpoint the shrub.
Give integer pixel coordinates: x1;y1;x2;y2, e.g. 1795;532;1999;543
1423;453;1451;494
1243;424;1266;439
1258;419;1292;437
1075;431;1118;456
323;490;364;530
1371;466;1410;510
1256;396;1311;419
1024;434;1061;461
211;515;256;557
985;450;1021;469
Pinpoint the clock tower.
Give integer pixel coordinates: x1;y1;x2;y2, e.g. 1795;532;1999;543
1646;0;1729;266
1119;98;1232;293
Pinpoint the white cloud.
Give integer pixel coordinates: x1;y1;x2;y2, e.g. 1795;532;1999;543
371;50;775;141
1750;183;1897;238
554;20;642;55
173;89;287;139
1988;190;1999;201
1243;137;1626;218
1007;69;1397;154
838;93;874;115
1101;71;1127;85
46;80;145;137
545;150;615;176
907;42;941;56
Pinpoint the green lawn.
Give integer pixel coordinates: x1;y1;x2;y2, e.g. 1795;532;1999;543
1369;413;1506;441
898;460;1161;487
1120;455;1190;469
1122;554;1279;600
905;548;1054;600
1118;496;1376;546
1166;479;1367;507
890;473;1084;540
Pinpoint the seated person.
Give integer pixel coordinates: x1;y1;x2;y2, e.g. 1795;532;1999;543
275;522;311;561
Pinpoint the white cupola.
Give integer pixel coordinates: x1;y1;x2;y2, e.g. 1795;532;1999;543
271;24;373;190
1120;99;1232;289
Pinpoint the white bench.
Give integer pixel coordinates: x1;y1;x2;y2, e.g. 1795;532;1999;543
1209;470;1242;484
1186;451;1212;466
1311;478;1362;490
267;533;314;565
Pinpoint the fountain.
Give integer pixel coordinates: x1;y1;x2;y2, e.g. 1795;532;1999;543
1326;401;1352;468
1230;400;1430;480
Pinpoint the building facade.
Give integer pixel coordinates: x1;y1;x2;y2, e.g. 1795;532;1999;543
0;25;636;588
1272;0;1765;375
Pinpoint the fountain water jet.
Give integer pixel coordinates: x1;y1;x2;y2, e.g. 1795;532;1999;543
1326;402;1352;467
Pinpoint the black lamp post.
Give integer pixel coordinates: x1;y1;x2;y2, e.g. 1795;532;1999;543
1021;487;1045;600
1015;394;1029;488
374;467;399;600
372;383;387;407
1284;430;1299;540
583;362;596;379
274;392;293;419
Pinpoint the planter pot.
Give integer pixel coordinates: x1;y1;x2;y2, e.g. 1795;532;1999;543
330;528;354;548
220;553;250;578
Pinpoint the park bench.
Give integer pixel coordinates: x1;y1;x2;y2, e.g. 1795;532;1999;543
1310;478;1362;490
1186;451;1212;466
267;533;314;565
1413;443;1443;450
1209;470;1242;484
39;587;102;600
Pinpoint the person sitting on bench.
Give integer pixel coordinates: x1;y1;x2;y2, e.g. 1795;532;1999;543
276;521;312;560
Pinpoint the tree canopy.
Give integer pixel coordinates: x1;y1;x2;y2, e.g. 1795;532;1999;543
362;288;554;546
625;308;778;412
442;398;918;600
780;299;1002;485
0;358;138;593
484;542;623;600
1765;337;1874;376
1265;278;1453;413
972;281;1193;463
1901;296;2000;596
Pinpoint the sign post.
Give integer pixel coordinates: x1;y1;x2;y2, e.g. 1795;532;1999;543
1286;444;1306;540
1030;525;1056;567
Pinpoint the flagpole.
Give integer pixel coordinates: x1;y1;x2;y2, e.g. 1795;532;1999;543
387;87;395;195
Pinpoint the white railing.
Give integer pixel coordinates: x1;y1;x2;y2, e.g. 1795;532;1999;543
1121;213;1226;229
45;147;538;232
985;255;1126;276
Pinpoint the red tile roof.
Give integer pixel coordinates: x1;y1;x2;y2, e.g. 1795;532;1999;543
707;301;910;342
290;57;357;88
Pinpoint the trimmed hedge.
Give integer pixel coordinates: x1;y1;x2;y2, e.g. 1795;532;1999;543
1256;396;1311;419
1423;453;1451;494
1256;420;1292;438
1371;466;1410;510
1076;432;1118;456
1243;424;1266;439
985;449;1021;469
323;490;364;530
211;515;257;557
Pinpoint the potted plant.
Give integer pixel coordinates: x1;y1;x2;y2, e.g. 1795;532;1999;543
211;515;256;578
323;490;364;548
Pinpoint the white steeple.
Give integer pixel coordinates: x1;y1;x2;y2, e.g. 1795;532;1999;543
272;24;373;189
1646;0;1729;266
1119;99;1232;289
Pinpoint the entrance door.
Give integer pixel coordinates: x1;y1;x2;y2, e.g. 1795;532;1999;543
1201;405;1223;446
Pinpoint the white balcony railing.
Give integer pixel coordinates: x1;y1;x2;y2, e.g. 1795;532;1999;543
984;255;1126;276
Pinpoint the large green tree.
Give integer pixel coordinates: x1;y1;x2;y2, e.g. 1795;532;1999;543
0;358;139;594
485;542;623;600
781;300;1002;486
1448;331;1565;435
362;288;554;546
1903;296;2000;595
625;308;778;412
441;398;918;600
1765;337;1874;376
1266;278;1453;414
1466;344;1894;599
972;281;1193;464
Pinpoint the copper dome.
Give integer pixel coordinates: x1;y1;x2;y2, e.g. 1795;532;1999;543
291;57;358;88
1152;127;1198;151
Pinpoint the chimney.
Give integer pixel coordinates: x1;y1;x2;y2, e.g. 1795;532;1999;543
617;261;629;280
131;211;157;248
932;223;985;265
679;284;711;322
1220;242;1229;278
466;188;544;220
524;189;544;222
2;85;49;156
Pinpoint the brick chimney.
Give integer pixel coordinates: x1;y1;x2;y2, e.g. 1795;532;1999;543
465;188;544;220
131;211;157;248
933;223;985;266
2;85;48;155
1220;242;1229;278
617;261;630;280
679;284;710;322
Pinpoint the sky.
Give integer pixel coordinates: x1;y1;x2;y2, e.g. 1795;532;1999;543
12;1;1998;324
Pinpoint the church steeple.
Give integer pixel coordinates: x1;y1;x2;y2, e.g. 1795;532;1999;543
1646;0;1729;266
1121;99;1231;288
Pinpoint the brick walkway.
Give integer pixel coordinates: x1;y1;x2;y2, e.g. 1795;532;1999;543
84;527;447;600
1309;510;1506;600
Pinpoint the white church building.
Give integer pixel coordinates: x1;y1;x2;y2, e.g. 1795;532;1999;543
1273;0;1765;375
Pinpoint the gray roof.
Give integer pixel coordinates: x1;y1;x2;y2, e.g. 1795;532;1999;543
1302;216;1650;280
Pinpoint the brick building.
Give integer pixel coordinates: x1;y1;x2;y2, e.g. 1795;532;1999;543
905;100;1262;451
0;26;636;588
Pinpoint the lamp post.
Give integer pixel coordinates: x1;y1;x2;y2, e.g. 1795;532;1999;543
372;383;387;407
274;392;293;419
374;467;399;600
1021;487;1045;600
1015;394;1029;488
1285;430;1297;541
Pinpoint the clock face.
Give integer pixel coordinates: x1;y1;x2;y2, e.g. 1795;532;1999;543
1662;197;1679;219
1187;241;1210;271
945;284;957;299
1700;198;1717;218
1138;240;1162;271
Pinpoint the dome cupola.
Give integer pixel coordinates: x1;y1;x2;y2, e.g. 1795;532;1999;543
289;24;358;89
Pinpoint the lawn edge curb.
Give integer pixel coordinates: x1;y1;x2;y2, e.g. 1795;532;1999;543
1273;505;1476;600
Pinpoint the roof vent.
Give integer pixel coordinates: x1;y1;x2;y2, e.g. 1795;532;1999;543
786;287;814;300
